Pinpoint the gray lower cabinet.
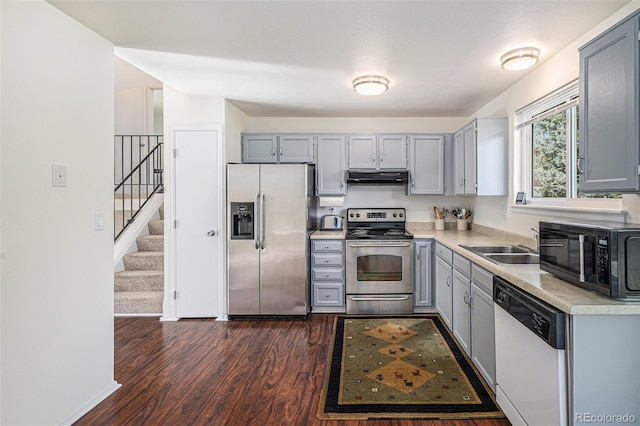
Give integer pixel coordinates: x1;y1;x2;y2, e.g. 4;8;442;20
414;239;433;312
469;264;495;392
451;253;496;391
241;133;315;164
317;134;347;196
311;239;345;312
408;134;449;195
434;243;453;328
454;118;508;196
579;10;640;193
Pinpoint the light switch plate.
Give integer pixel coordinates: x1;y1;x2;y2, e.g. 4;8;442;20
52;164;67;187
95;212;105;231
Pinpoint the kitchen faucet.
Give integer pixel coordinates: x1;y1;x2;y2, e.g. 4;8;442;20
531;228;539;253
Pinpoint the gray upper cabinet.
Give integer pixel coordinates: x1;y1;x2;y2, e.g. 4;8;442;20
317;134;347;195
347;134;408;170
241;133;315;164
242;134;278;163
579;10;640;193
408;134;447;195
278;134;316;163
454;118;508;196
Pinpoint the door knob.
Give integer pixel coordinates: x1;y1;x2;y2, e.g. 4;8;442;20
207;230;216;236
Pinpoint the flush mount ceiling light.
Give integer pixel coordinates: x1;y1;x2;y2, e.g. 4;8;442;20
353;75;389;95
500;47;540;71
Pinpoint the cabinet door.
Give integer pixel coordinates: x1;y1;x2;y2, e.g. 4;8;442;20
379;134;407;169
579;14;640;192
278;134;315;164
317;135;347;195
471;282;496;391
347;134;377;169
409;134;444;194
435;256;453;329
242;134;278;163
452;269;471;356
414;240;433;308
454;129;465;195
463;122;477;195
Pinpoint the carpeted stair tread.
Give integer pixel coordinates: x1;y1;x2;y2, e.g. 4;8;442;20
148;219;164;235
114;291;163;315
115;270;164;292
136;234;164;252
159;204;164;220
123;251;163;271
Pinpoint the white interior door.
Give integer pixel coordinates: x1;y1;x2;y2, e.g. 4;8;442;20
170;126;223;318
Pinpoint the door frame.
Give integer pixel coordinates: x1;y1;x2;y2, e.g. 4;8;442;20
162;124;226;321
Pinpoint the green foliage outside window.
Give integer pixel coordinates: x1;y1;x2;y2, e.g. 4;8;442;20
532;112;567;198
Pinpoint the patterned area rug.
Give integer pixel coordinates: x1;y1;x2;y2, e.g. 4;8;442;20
317;315;504;420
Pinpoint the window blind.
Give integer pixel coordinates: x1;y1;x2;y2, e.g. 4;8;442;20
515;79;579;129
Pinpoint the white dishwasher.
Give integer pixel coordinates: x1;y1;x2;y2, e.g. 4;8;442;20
493;276;567;426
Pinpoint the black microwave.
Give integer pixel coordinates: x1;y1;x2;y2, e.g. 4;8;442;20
539;220;640;301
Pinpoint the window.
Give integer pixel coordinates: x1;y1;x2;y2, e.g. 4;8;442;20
517;80;620;203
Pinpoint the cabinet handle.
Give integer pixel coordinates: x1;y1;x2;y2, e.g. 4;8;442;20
577;155;585;174
469;295;473;308
446;276;451;287
412;178;415;187
325;274;330;278
463;291;469;305
325;293;331;298
372;153;376;163
279;147;283;156
272;147;276;157
380;153;384;162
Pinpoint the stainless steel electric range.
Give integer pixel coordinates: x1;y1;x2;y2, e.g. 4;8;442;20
344;208;414;314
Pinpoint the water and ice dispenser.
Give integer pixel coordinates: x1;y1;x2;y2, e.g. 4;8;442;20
230;202;254;240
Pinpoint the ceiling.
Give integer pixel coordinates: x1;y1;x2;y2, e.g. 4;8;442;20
48;0;630;118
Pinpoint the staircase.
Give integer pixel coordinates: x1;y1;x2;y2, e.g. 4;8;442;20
114;204;164;315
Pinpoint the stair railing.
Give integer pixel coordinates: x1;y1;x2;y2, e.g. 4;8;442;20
114;135;164;241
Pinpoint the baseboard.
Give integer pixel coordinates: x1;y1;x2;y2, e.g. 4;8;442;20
159;315;179;322
56;380;121;426
114;313;162;318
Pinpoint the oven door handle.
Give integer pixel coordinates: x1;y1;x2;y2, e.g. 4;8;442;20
348;295;412;302
347;242;412;248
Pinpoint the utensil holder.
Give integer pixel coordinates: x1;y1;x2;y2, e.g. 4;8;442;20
456;219;467;231
435;218;445;231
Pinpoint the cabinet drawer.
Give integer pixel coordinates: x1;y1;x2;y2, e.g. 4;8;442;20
313;284;344;306
471;263;493;295
435;242;453;265
453;252;471;278
312;267;344;281
312;240;344;252
312;253;343;267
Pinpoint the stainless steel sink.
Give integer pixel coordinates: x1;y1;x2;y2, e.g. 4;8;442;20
461;244;530;254
484;253;540;265
460;244;539;265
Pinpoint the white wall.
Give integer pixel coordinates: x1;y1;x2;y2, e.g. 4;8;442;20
115;87;152;135
1;2;118;424
470;1;640;235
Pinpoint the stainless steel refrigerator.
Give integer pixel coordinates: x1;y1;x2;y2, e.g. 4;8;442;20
227;163;316;316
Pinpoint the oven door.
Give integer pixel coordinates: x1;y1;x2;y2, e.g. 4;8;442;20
346;240;413;294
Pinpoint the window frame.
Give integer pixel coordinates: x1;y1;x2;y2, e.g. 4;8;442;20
516;80;622;211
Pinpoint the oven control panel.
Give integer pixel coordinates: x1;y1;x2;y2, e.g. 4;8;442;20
347;208;406;222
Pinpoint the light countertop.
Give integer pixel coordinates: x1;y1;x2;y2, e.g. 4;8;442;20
311;223;640;315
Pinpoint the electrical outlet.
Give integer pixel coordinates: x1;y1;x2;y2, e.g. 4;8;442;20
52;164;67;187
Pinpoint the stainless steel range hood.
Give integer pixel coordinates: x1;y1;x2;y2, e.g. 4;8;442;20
346;170;409;185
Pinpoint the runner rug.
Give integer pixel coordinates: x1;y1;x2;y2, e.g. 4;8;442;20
317;315;504;420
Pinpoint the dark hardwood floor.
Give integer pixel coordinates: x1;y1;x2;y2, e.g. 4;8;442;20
75;315;511;426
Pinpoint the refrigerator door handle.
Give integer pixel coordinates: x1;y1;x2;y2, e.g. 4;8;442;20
260;192;266;249
254;192;260;249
